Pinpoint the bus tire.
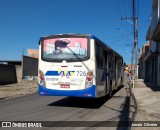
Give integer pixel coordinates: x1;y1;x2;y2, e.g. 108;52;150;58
105;80;108;94
121;77;123;85
109;81;112;98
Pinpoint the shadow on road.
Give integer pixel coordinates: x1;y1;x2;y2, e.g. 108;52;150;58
144;82;160;91
48;85;124;109
116;96;131;130
116;84;138;130
47;95;109;109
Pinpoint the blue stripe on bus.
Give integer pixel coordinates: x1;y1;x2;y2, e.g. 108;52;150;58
45;71;75;76
45;71;59;76
38;84;96;98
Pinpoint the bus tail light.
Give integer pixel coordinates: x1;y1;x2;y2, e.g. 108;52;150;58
39;70;46;87
85;71;93;88
87;77;92;81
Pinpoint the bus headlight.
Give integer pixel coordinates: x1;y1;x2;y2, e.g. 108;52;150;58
85;71;93;88
39;70;46;87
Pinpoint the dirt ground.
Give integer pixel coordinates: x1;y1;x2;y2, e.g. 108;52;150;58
0;80;38;100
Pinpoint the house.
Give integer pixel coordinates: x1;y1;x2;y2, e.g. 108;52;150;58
145;0;160;86
138;43;149;79
0;60;22;84
27;49;39;59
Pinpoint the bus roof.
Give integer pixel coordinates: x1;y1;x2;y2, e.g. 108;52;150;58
90;35;123;58
39;33;90;41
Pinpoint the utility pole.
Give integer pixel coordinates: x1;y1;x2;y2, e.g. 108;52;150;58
132;17;138;80
120;0;139;95
135;17;138;79
121;17;135;79
132;0;139;80
121;16;138;84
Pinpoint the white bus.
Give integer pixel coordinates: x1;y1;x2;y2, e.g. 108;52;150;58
38;34;124;98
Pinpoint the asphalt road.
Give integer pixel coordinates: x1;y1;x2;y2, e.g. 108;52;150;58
0;85;131;130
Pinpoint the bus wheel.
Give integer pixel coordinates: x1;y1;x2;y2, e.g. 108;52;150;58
109;81;112;98
121;77;123;85
105;80;108;94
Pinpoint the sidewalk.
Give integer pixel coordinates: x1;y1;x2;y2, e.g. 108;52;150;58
130;80;160;130
0;80;38;100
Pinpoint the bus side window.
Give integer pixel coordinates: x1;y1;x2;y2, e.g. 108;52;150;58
96;43;104;68
96;44;100;56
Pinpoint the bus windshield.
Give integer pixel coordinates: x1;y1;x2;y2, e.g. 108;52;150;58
42;37;89;61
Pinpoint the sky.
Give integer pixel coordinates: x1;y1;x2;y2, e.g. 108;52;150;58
0;0;152;64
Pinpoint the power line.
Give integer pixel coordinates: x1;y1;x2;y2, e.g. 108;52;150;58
114;0;136;65
114;0;123;17
122;0;127;17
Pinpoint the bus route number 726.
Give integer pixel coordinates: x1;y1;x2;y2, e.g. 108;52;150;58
76;71;86;76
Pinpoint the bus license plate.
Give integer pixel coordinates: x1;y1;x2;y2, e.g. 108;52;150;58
60;84;70;88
